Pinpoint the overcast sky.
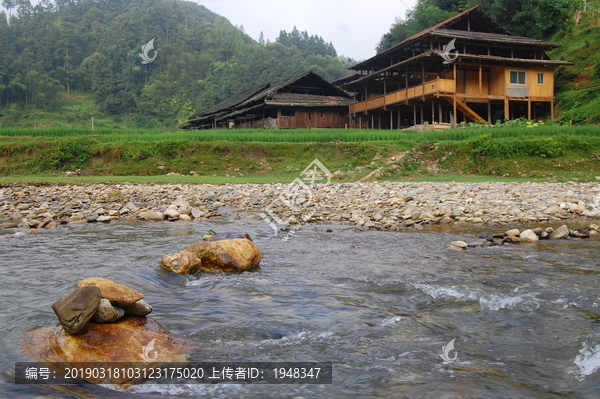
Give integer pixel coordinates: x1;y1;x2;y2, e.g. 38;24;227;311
199;0;418;61
2;0;417;60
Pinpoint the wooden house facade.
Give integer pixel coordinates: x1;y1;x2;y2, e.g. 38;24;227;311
181;72;352;130
336;6;571;129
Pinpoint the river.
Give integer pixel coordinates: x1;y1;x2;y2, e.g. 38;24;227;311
1;220;600;398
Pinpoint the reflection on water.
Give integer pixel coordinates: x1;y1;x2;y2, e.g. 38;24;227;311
1;220;600;398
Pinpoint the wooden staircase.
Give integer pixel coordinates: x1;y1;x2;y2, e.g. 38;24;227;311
444;97;486;123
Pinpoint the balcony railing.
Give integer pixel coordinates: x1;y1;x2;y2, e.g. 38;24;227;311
349;78;456;113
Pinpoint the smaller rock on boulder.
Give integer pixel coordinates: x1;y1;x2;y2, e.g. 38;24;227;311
77;277;143;306
93;298;125;323
52;287;101;334
120;299;153;316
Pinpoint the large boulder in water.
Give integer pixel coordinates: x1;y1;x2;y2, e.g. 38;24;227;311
23;316;191;384
161;237;262;273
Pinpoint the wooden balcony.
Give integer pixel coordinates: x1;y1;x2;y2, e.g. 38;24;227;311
349;78;456;113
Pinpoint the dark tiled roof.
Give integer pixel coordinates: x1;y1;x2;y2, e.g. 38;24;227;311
430;29;560;48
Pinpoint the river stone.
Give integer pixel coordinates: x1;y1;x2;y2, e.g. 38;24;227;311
52;286;101;334
120;299;153;316
93;298;125;323
161;238;262;273
97;215;112;222
163;208;180;219
548;225;569;239
505;228;520;236
573;201;586;214
77;277;144;306
204;233;253;242
544;205;563;215
159;251;201;274
479;232;494;241
570;229;589;238
504;234;521;243
467;240;486;247
143;210;164;221
451;241;468;249
190;208;203;219
23;316;191;384
520;229;539;243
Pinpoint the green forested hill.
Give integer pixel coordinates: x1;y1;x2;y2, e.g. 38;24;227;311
550;1;600;124
0;0;350;128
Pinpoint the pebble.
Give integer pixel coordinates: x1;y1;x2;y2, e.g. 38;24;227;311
0;182;598;232
120;299;153;316
93;298;125;323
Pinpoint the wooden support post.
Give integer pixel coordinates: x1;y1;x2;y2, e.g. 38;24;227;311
452;96;457;128
378;113;381;129
504;99;509;120
478;64;482;97
390;110;393;130
413;105;417;126
420;104;424;125
371;114;374;129
438;101;443;124
488;101;492;123
527;99;531;120
431;101;435;123
551;100;555;120
398;109;401;129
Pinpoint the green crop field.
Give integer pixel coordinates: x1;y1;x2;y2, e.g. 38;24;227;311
1;126;600;184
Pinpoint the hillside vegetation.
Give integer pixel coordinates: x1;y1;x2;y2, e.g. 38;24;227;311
0;0;350;129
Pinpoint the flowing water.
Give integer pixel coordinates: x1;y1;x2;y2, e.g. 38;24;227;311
1;220;600;398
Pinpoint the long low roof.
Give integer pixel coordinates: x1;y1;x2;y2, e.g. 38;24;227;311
266;93;352;107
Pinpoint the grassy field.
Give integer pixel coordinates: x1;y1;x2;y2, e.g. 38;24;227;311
1;125;599;143
1;126;600;184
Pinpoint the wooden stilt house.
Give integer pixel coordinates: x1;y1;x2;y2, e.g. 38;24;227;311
335;6;571;129
181;71;352;130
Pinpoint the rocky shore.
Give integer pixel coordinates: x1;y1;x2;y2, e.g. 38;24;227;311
1;181;599;231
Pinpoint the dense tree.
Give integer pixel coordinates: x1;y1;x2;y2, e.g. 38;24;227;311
0;0;350;126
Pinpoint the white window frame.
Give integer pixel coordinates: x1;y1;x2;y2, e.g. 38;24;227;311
537;73;544;85
510;70;526;85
